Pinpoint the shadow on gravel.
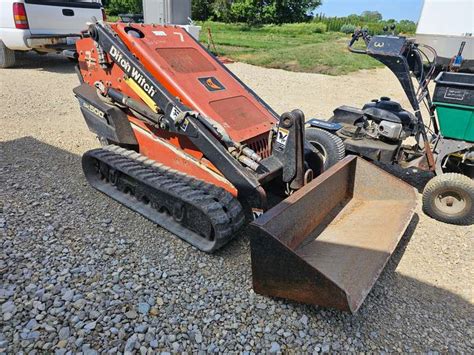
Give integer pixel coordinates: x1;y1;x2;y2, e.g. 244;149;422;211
10;52;75;74
2;136;472;351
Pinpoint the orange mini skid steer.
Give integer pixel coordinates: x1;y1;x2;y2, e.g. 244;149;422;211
71;21;416;313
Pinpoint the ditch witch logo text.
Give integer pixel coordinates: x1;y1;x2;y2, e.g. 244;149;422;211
109;45;157;98
199;77;226;92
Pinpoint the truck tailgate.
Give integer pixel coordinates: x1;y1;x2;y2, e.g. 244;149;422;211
24;0;102;35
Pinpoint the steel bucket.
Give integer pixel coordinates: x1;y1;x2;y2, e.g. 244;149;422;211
249;156;417;313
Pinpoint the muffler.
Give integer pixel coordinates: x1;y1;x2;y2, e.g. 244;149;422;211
249;156;416;313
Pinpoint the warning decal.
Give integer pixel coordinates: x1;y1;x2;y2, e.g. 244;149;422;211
276;127;289;147
252;208;264;220
198;77;226;92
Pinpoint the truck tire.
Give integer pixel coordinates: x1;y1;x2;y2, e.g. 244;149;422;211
305;127;345;170
0;40;16;68
422;173;474;225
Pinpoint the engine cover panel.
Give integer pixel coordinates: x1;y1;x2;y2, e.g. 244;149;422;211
112;24;278;143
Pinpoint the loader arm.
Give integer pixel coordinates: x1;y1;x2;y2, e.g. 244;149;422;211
87;22;262;196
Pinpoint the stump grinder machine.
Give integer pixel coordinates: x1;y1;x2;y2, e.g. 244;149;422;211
71;21;416;313
308;29;474;225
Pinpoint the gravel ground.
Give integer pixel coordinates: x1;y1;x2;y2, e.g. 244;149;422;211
1;53;473;353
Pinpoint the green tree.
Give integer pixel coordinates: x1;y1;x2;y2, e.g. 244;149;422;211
229;0;262;24
347;13;362;22
361;10;383;22
212;0;233;22
273;0;321;24
106;0;142;15
192;0;323;25
399;19;416;26
226;0;322;25
192;0;214;21
227;0;277;25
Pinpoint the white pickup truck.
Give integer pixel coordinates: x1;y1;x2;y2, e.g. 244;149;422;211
0;0;104;68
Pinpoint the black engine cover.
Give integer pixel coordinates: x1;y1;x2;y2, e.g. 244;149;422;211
362;97;416;127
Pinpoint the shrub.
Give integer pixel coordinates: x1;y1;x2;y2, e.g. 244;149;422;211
312;22;327;33
312;14;417;35
340;24;356;34
262;22;326;35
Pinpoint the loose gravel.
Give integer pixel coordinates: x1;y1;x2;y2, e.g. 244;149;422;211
1;53;473;353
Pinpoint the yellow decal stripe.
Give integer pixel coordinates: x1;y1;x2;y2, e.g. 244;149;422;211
124;78;158;113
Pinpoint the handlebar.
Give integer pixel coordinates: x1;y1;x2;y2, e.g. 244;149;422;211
347;29;371;54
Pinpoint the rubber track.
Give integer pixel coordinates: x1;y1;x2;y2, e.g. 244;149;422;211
82;145;246;252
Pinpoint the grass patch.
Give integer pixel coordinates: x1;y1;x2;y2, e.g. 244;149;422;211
199;21;382;75
106;15;119;22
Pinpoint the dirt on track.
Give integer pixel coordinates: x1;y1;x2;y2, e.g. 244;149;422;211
0;53;472;353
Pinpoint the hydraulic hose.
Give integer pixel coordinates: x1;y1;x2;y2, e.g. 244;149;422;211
107;88;165;128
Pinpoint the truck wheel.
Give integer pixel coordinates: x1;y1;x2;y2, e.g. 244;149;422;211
305;127;345;170
0;40;16;68
422;173;474;225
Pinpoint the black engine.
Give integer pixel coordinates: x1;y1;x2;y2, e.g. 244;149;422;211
362;97;417;137
327;98;418;162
